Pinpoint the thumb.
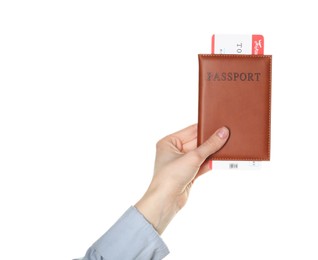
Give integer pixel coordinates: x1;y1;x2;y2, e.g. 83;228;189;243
189;127;230;165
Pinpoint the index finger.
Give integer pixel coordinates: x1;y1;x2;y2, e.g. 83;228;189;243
170;124;197;143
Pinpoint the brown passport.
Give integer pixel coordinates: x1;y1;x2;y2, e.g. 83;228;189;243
198;54;272;161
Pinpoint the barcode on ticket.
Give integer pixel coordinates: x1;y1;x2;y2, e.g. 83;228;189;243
212;161;262;170
229;163;238;169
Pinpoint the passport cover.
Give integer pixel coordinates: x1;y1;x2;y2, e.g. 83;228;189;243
198;54;272;161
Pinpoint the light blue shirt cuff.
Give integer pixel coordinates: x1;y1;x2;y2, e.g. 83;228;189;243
82;206;169;260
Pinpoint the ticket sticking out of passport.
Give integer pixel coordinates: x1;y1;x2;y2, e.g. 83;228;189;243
212;34;264;55
208;34;268;170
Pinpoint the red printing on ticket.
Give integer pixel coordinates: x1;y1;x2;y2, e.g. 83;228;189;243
252;35;264;54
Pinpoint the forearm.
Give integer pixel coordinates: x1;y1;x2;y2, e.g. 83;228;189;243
82;206;169;260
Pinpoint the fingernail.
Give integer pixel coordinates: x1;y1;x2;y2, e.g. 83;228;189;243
217;127;229;139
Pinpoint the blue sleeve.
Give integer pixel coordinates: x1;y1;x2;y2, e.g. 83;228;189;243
81;206;169;260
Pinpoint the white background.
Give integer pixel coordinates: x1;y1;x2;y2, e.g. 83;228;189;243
1;1;318;259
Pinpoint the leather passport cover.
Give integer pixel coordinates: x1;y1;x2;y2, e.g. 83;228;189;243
198;54;272;161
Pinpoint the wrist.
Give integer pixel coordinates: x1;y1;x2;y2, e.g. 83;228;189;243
135;186;178;235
